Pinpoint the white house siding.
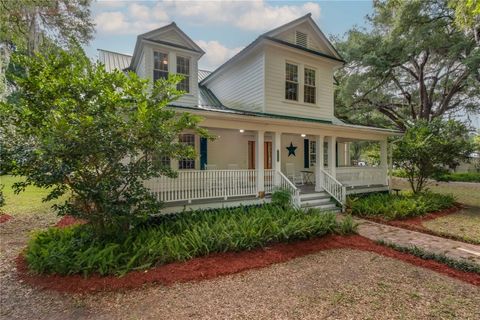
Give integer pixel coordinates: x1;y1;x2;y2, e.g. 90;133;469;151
141;44;199;107
264;45;335;120
206;50;265;112
136;51;146;78
206;129;252;169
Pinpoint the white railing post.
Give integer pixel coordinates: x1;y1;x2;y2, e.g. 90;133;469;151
256;130;265;197
273;132;282;187
315;135;324;192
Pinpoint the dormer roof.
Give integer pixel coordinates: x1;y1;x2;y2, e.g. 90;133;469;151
130;22;205;70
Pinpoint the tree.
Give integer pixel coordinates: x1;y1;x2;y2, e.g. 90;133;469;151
0;0;94;54
336;0;480;130
1;46;210;235
393;119;474;193
449;0;480;44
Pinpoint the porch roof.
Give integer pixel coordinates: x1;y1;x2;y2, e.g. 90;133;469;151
171;99;402;137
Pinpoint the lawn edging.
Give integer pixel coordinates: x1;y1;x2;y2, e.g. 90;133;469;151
16;234;480;294
361;204;480;245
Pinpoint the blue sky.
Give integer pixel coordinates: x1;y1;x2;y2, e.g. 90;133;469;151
88;0;373;70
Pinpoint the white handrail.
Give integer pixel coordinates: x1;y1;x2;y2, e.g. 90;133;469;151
320;168;346;208
276;171;301;207
144;169;257;203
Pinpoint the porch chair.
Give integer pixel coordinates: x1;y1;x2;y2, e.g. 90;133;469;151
285;163;304;185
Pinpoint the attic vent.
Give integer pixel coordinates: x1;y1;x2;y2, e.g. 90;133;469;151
295;31;308;47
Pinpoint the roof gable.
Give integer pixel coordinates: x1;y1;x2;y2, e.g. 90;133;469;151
140;23;204;53
262;14;342;60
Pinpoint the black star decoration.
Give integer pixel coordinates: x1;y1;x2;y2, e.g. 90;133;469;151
286;142;297;157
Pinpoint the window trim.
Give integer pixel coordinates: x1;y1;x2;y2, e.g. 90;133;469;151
153;50;169;82
178;133;195;170
303;66;317;104
285;62;299;101
309;140;316;166
176;55;191;93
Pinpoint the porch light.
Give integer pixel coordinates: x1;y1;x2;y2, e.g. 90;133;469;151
301;134;306;137
239;129;245;133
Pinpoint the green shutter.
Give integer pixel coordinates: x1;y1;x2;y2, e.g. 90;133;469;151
200;137;207;170
304;139;309;168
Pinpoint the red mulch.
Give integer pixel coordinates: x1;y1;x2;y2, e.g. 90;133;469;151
16;234;480;294
0;214;12;224
55;215;86;228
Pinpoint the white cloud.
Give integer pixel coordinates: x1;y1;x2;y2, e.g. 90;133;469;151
196;40;243;70
164;0;321;31
95;3;170;34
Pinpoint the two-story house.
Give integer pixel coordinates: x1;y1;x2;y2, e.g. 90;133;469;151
98;14;399;212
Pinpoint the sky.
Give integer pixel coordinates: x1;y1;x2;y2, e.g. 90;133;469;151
87;0;373;71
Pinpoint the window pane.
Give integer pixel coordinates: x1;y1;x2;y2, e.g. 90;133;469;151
304;68;315;86
154;52;168;72
179;134;195;169
177;76;190;92
153;70;169;82
309;141;316;165
285;63;298;82
176;56;190;75
285;82;298;101
304;85;316;104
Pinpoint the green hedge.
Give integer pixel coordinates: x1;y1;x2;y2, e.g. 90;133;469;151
434;172;480;183
347;192;455;220
25;205;356;276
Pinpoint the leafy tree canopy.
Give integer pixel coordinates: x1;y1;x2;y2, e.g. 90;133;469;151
1;46;210;235
393;119;474;193
336;0;480;130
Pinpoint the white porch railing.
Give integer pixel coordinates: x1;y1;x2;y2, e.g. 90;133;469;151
276;171;301;207
320;168;346;208
264;169;274;194
144;169;257;202
336;166;387;187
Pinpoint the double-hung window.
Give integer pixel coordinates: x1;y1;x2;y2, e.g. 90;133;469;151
153;51;168;81
176;56;190;92
179;134;195;169
285;63;299;101
304;67;316;104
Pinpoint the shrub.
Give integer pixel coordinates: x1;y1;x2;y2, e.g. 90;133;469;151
347;192;455;220
271;188;293;208
337;215;358;235
25;204;354;276
434;172;480;183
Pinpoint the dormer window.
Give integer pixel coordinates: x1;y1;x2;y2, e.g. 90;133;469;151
295;31;308;48
153;51;168;81
176;56;190;93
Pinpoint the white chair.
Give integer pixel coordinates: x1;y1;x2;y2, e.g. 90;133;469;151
286;163;304;185
227;163;239;170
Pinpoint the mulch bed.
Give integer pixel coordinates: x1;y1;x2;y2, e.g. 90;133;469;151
55;215;86;228
16;233;480;294
361;204;476;244
0;213;13;224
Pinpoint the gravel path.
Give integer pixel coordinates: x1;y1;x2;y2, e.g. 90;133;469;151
1;214;480;320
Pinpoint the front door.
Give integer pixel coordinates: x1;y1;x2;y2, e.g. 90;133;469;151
248;141;272;169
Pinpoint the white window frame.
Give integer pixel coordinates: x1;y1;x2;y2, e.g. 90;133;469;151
179;133;195;169
153;50;169;82
285;62;299;101
304;66;316;104
176;55;191;93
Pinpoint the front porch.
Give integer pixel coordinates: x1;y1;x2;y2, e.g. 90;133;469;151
144;124;392;211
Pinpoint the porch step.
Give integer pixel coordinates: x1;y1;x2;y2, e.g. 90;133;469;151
299;192;339;212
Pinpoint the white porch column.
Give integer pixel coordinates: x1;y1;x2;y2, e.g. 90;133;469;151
273;132;282;186
256;130;265;197
328;136;337;178
315;135;324;191
380;139;388;185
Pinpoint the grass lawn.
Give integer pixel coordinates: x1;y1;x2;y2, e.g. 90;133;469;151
1;175;64;217
392;178;480;244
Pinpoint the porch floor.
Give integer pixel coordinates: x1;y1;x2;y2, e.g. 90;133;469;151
161;195;268;214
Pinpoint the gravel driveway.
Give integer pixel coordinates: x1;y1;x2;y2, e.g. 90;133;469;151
1;214;479;320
